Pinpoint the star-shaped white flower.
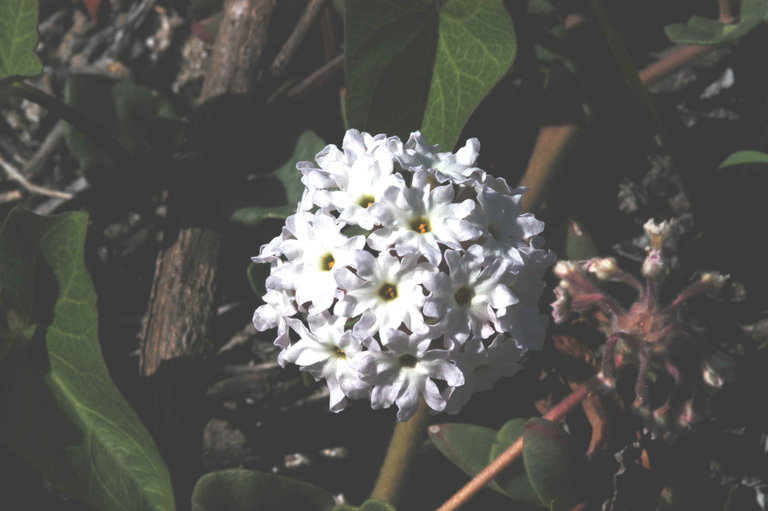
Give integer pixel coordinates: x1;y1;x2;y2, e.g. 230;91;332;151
397;131;485;185
422;248;518;342
282;314;370;412
334;251;432;337
350;329;464;420
367;170;481;265
445;335;523;414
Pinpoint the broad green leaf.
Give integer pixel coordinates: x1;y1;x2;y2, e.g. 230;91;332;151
228;130;327;225
359;500;397;511
489;419;542;507
590;0;673;150
420;0;516;149
428;422;506;495
523;418;586;511
0;0;42;83
344;0;438;141
191;469;335;511
0;208;175;511
719;150;768;169
664;0;767;45
63;76;180;178
564;219;599;260
345;0;516;149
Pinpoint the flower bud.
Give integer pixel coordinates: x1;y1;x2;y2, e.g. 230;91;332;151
644;218;673;250
587;257;620;280
642;248;667;279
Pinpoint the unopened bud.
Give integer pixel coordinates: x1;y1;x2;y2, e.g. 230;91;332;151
642;248;667;279
700;272;728;297
587;257;619;280
553;260;578;279
644;218;673;250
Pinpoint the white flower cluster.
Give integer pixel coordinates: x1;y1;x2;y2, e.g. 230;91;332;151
252;130;553;420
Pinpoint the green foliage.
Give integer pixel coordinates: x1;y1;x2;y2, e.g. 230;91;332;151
420;0;516;150
0;0;42;84
430;418;587;509
665;0;768;45
564;219;599;260
0;208;175;511
344;0;438;142
345;0;516;149
228;130;327;225
63;76;180;176
191;469;336;511
331;500;397;511
719;150;768;169
522;418;586;511
489;419;541;506
427;422;507;495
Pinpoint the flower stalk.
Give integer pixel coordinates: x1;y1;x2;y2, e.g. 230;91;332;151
370;400;431;504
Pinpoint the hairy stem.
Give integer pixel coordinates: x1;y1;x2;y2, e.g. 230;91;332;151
370;400;430;505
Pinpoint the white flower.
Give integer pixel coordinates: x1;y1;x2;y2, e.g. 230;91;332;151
445;335;523;414
252;129;552;419
422;248;517;342
334;251;431;336
282;314;370;412
350;329;464;420
259;209;364;314
474;185;545;260
398;131;485;184
367;170;481;265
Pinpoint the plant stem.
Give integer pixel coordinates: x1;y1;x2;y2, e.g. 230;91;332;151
370;400;431;505
435;377;599;511
4;82;135;168
518;43;715;212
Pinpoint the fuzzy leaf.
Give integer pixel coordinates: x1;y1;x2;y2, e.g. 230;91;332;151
0;0;42;83
191;469;335;511
523;418;586;511
228;130;326;225
489;419;542;506
664;0;767;45
719;150;768;169
345;0;516;149
428;423;507;495
420;0;516;149
0;208;175;511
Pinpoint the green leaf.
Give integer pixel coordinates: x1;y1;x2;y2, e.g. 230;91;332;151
0;208;175;511
523;418;586;511
590;0;673;151
345;0;516;149
489;419;542;507
664;0;767;45
63;76;180;177
228;130;327;225
330;501;396;511
428;422;507;495
0;0;42;83
564;219;599;260
420;0;516;149
719;150;768;169
191;469;335;511
344;0;438;141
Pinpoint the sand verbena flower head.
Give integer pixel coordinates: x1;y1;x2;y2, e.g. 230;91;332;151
252;129;553;420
